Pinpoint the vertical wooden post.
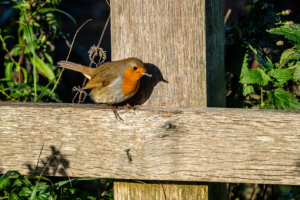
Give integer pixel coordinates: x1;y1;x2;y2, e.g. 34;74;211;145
111;0;226;199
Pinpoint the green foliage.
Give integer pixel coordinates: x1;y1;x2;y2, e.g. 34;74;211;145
268;23;300;49
0;171;111;200
267;88;300;110
268;69;293;86
226;0;300;110
240;68;271;86
0;0;75;102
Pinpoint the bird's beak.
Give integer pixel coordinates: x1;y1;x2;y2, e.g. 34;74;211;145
142;72;152;78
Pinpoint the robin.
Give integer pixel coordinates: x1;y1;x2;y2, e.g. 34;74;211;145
57;57;152;120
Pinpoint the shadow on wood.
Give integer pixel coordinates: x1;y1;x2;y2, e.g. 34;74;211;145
25;145;71;177
122;63;168;106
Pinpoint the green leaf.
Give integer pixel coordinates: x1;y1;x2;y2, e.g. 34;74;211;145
69;188;76;194
42;52;53;64
8;192;19;200
280;49;297;63
35;73;60;102
278;54;300;68
0;173;12;190
10;46;23;56
29;56;56;83
23;24;35;57
5;62;13;80
33;8;76;24
268;24;300;44
267;88;300;110
33;22;40;27
240;68;271;86
255;53;274;69
18;2;37;100
3;35;14;41
19;187;33;197
20;66;28;84
293;63;300;81
11;178;23;187
268;69;293;85
248;43;273;69
240;51;249;78
242;85;254;96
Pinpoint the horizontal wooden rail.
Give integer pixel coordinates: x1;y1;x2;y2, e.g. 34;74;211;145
1;102;300;185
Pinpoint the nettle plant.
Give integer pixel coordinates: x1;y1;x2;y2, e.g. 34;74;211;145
240;33;300;110
0;171;113;200
0;0;75;102
225;0;300;110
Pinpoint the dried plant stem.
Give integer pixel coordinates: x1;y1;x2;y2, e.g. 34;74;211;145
35;139;45;175
224;9;232;24
227;183;231;200
77;14;110;103
250;184;258;200
49;19;93;96
54;155;72;187
261;184;268;200
0;89;15;101
0;35;15;63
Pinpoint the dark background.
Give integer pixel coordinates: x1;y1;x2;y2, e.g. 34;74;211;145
0;0;300;103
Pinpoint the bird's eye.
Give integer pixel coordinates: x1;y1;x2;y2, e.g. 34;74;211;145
133;66;138;70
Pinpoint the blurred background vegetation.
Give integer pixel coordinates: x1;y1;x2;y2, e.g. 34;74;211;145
0;0;110;103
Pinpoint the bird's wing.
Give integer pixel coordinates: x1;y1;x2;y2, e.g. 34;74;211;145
83;62;121;89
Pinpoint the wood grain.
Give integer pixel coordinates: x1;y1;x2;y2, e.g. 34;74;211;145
114;180;208;200
1;102;300;185
111;0;225;107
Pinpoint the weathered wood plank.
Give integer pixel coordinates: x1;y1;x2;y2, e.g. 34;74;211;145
114;181;226;200
111;0;225;107
114;180;208;200
1;102;300;185
110;0;225;198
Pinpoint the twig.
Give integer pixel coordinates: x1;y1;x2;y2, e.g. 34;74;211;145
287;65;298;70
54;155;72;187
224;9;232;24
77;14;110;103
250;184;258;200
0;89;16;101
49;19;93;96
72;86;87;103
101;181;114;197
105;0;110;6
261;184;268;200
227;183;231;200
35;139;46;175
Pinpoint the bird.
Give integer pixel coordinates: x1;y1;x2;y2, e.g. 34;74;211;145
57;57;152;121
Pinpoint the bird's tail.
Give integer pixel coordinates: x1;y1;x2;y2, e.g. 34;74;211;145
57;61;95;79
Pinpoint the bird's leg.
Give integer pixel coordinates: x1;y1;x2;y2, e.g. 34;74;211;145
109;104;124;121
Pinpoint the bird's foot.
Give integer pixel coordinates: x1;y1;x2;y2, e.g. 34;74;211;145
124;103;136;110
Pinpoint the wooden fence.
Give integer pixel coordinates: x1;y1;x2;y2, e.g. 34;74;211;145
1;0;298;200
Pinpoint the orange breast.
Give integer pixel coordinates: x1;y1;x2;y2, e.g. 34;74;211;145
121;78;140;96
